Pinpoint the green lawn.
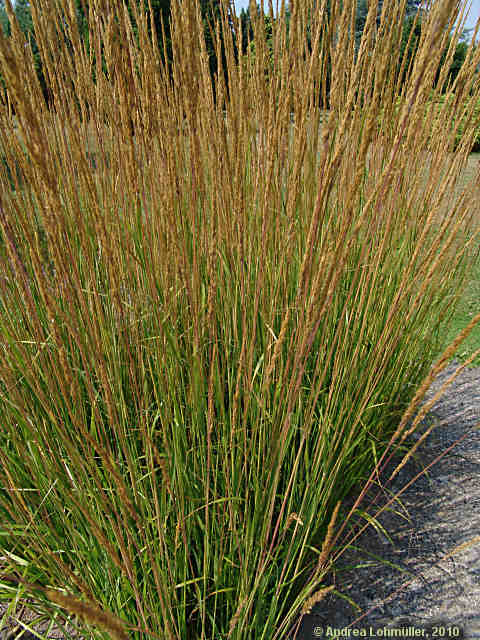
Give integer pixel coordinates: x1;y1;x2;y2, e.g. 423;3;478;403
440;245;480;366
439;153;480;366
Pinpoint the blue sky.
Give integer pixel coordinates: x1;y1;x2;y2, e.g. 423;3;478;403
233;0;251;11
233;1;280;13
233;0;480;36
463;0;480;34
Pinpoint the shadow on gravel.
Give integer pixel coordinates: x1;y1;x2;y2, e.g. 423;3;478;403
290;360;480;640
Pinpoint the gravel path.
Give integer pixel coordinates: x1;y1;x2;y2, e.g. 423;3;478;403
293;360;480;640
1;361;479;640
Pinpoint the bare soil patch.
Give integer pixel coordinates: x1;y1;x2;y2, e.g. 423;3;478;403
292;360;480;640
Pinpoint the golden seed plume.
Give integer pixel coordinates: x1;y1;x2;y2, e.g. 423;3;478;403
301;585;335;615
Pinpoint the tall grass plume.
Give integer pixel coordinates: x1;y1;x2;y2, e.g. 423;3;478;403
0;0;479;638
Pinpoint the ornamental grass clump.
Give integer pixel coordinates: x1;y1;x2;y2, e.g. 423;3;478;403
0;0;479;638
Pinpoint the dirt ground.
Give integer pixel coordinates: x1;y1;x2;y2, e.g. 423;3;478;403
289;360;480;640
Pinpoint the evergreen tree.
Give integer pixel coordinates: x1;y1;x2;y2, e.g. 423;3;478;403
0;0;51;107
13;0;33;33
355;0;424;49
0;1;8;37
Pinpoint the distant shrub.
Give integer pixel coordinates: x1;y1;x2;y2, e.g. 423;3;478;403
430;94;480;152
378;93;480;153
